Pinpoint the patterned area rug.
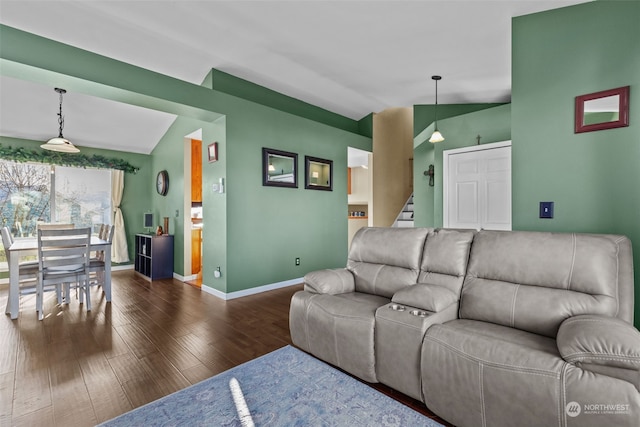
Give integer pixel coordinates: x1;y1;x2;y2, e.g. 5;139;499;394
100;345;443;426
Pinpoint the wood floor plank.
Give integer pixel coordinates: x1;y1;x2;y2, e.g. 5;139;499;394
1;271;445;427
12;320;52;418
0;327;18;375
78;354;132;423
0;371;15;422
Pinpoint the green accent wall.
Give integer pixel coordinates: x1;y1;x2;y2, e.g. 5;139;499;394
0;136;151;263
149;86;371;291
210;91;370;292
412;104;512;227
414;103;506;138
512;1;640;326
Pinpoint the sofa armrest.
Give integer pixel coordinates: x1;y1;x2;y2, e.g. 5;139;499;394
391;283;458;313
303;269;355;295
557;314;640;371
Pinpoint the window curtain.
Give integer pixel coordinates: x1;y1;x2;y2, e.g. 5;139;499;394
111;169;130;263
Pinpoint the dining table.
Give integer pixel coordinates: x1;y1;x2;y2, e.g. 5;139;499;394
5;235;112;319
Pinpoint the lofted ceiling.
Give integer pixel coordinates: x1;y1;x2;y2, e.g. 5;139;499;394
0;0;589;154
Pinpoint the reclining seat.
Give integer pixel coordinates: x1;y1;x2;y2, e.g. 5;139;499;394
421;230;640;427
289;227;430;382
375;228;475;400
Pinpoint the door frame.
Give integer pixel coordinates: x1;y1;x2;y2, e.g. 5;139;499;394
442;140;512;229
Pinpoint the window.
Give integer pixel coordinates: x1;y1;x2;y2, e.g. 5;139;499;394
54;166;111;229
0;160;111;269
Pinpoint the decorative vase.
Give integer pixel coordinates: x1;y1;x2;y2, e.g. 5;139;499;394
163;217;169;235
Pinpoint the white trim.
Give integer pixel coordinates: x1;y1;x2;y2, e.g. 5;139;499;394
201;277;303;301
173;272;197;282
443;140;512;228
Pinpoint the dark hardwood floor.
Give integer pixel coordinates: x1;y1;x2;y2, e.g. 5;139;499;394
0;271;448;426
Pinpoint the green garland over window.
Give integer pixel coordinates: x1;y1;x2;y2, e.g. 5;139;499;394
0;146;139;174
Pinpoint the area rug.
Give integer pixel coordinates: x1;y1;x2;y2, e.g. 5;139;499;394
99;345;443;426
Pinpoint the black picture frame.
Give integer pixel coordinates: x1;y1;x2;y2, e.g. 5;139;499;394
262;147;298;188
304;156;333;191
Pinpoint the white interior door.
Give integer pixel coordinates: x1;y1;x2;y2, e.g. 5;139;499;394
444;141;511;230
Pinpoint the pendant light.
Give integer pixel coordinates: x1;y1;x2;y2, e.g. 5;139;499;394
429;75;445;143
41;88;80;153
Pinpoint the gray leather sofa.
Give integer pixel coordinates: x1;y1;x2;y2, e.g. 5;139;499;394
289;227;640;427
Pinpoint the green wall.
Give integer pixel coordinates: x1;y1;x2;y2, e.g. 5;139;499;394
0;136;151;263
413;104;512;227
146;70;371;293
512;1;640;325
414;103;505;138
213;91;370;293
149;116;223;278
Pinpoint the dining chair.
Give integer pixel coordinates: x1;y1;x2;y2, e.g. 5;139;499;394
88;224;114;292
1;226;44;299
36;227;91;320
37;223;75;230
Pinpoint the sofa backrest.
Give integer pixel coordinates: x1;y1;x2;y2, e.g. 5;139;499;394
418;228;475;296
459;230;634;338
347;227;431;298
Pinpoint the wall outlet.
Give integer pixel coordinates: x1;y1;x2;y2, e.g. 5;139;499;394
295;257;300;266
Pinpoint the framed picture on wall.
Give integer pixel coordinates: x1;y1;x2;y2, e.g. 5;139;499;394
262;147;298;188
305;156;333;191
208;142;218;162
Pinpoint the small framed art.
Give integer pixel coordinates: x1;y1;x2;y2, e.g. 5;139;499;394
208;142;218;162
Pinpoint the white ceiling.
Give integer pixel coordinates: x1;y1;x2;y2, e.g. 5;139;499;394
0;0;589;154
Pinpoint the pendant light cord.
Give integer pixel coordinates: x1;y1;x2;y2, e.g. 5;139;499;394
57;90;65;138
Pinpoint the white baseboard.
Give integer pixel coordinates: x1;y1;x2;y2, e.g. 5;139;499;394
201;277;303;300
174;273;198;282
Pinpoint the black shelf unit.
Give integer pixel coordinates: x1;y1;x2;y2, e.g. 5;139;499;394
134;234;174;280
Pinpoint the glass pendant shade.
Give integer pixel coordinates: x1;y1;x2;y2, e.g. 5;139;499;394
429;130;445;143
41;136;80;153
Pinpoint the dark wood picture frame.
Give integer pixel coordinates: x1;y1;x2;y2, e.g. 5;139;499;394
575;86;630;133
304;156;333;191
262;147;298;188
207;142;218;162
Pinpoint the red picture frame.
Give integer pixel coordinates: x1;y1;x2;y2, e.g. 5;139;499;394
208;142;218;162
575;86;630;133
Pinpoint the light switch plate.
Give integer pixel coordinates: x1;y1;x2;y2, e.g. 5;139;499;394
539;202;554;219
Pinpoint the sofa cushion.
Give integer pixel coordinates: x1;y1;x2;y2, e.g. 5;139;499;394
418;228;475;296
422;319;565;427
460;231;631;337
422;319;640;427
347;227;430;298
301;292;390;383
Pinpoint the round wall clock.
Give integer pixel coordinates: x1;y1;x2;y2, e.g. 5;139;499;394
156;170;169;196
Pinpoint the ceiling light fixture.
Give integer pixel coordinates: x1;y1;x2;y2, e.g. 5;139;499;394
429;75;445;143
41;88;80;153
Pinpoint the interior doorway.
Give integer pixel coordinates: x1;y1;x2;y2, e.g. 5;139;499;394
183;129;203;287
347;147;373;247
443;141;512;230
